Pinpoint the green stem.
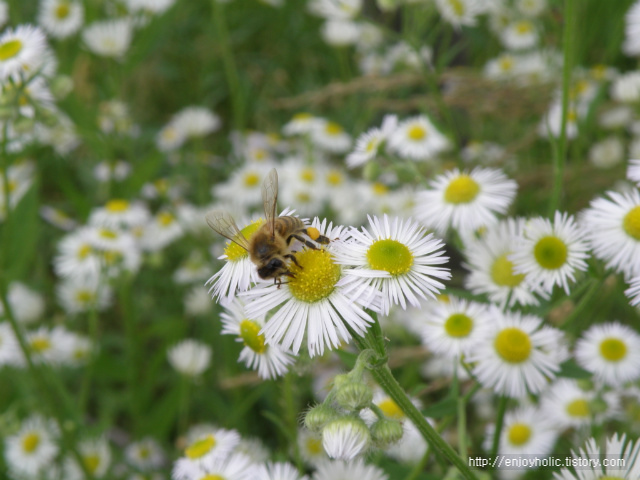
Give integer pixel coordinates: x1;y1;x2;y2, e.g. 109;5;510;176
284;372;303;471
560;276;604;332
178;374;191;433
78;294;101;414
119;273;140;434
548;0;576;217
490;396;508;459
211;0;245;131
453;362;468;457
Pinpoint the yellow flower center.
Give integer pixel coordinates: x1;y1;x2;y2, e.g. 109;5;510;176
30;337;51;353
444;313;473;338
306;437;323;455
22;433;40;453
365;137;379;153
301;168;315;183
105;199;129;213
623;206;640;240
138;446;150;459
599;337;627;362
590;64;606;80
185;434;216;459
77;244;92;260
373;182;388;195
494;327;532;363
448;0;465;15
7;179;17;192
444;175;480;204
378;398;404;420
99;228;118;240
75;290;95;304
491;254;525;288
253;148;267;161
507;423;531;446
516;21;533;34
55;2;71;19
499;56;514;71
200;475;225;480
407;124;426;141
243;172;260;187
326;170;343;186
224;220;263;261
293;112;312;121
102;250;122;265
533;236;567;270
83;455;100;474
239;319;266;354
288;249;341;303
325;122;343;136
296;192;311;203
366;239;413;276
157;211;175;227
0;39;23;62
566;399;590;418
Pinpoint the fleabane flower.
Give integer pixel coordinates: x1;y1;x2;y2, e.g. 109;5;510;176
220;298;295;379
321;417;370;460
167;339;212;377
172;426;242;479
553;434;640;480
38;0;84;39
468;308;567;398
510;211;589;294
4;415;59;479
580;188;640;278
574;322;640;387
420;296;491;359
414;167;517;235
486;406;557;456
387;115;449;161
242;218;379;357
0;25;48;82
312;459;388;480
82;19;132;58
627;159;640;187
346;115;397;168
256;461;309;480
435;0;485;28
464;218;548;309
334;214;450;315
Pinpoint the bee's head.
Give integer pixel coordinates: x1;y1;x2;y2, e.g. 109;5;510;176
257;257;286;279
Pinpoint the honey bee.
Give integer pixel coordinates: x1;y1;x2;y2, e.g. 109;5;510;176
206;168;330;286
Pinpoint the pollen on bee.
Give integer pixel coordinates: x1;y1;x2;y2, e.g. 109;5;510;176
306;227;321;241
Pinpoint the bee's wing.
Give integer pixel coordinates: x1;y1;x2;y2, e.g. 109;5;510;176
262;168;278;237
205;210;250;251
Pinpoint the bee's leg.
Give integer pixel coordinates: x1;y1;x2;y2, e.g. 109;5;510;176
301;228;331;245
284;253;302;268
286;233;319;250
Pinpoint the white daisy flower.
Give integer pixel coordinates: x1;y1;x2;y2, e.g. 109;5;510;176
212;163;276;209
321;19;360;46
88;199;150;230
93;160;132;183
172;451;254;480
435;0;485;28
220;298;296;379
308;0;362;20
298;428;329;467
0;2;7;28
589;136;625;169
553;434;640;480
414;167;517;235
0;322;21;366
173;251;213;285
56;275;112;315
242;218;379;357
574;322;640;387
0;282;44;325
234;436;270;463
4;415;59;478
387;115;449;161
486;406;557;456
334;214;450;315
25;326;75;366
625;274;640;306
256;461;309;480
85;225;142;277
346;115;397;169
167;339;212;377
624;0;640;56
39;205;77;231
63;436;112;479
0;25;48;82
321;417;370;460
312;459;388;480
156;122;187;152
38;0;84;39
464;218;548;309
539;379;618;430
611;71;640;103
500;20;539;50
282;112;320;136
310;119;352;154
82;19;132;58
139;210;184;252
184;285;213;317
539;100;583;139
125;437;165;471
516;0;547;17
171;106;221;139
598;105;634;129
206;217;264;303
54;226;103;280
580;188;640;278
127;0;176;14
627;159;640;187
421;296;491;359
468;308;567;398
510;211;589;294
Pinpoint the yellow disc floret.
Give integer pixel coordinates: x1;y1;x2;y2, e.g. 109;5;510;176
491;254;525;288
22;433;40;453
444;313;473;338
407;125;426;141
288;249;341;303
566;399;590;418
378;398;404;420
185;434;216;459
599;338;627;362
224;220;263;261
534;236;568;270
507;423;531;446
444;175;480;204
623;206;640;240
30;337;51;353
367;239;413;276
55;3;71;19
239;319;267;354
105;199;129;212
494;328;532;363
243;172;260;187
0;39;22;61
83;455;100;474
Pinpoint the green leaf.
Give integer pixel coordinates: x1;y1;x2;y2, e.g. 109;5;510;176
3;185;39;281
557;360;592;379
422;396;457;419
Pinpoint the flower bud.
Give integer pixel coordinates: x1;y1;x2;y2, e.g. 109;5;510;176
321;416;370;460
371;417;404;446
304;403;337;433
335;381;373;411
